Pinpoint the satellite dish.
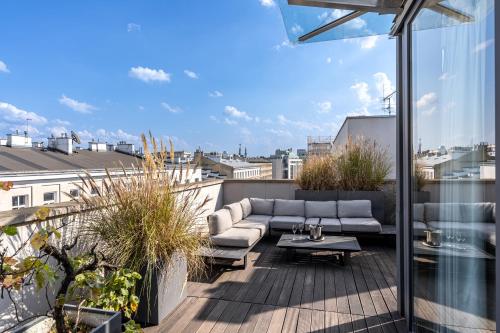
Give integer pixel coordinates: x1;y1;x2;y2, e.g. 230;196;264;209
71;130;81;144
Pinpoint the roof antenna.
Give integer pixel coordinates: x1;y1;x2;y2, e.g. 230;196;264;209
382;90;397;115
25;118;32;136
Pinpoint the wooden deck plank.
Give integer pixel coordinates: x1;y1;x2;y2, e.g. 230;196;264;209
289;266;307;308
277;266;298;307
267;306;288;333
351;314;368;333
351;263;377;317
194;300;230;333
297;308;313;333
324;265;337;313
333;267;350;314
252;304;276;333
237;303;263;333
179;298;219;333
325;311;339;333
313;264;325;311
300;265;316;309
311;309;325;333
282;307;300;333
343;265;364;316
265;266;288;305
222;301;252;333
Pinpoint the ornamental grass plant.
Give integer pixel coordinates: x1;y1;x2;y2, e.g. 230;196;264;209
297;136;391;191
80;133;210;307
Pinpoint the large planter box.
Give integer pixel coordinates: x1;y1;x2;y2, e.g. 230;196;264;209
414;191;431;203
135;253;188;326
295;190;338;201
11;305;121;333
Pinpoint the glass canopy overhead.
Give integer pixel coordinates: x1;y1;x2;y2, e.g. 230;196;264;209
278;0;487;44
277;0;397;44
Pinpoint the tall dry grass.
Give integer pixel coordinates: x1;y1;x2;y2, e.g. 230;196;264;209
79;133;210;307
297;136;391;191
296;154;337;191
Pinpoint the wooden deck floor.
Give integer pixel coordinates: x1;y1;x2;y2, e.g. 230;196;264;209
145;237;495;333
146;238;405;333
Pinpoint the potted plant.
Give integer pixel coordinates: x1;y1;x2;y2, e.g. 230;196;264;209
413;163;430;203
295;137;391;222
0;205;141;333
80;134;210;326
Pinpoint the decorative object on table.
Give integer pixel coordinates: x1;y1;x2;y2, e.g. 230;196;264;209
309;224;324;241
424;229;442;247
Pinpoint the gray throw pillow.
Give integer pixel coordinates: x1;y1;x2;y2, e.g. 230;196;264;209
338;200;372;218
224;203;243;224
250;198;275;215
208;209;232;235
240;198;252;218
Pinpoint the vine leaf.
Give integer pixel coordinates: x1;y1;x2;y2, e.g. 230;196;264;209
2;226;18;236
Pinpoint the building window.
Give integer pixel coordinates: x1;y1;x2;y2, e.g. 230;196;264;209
70;189;80;198
43;192;57;204
12;195;28;209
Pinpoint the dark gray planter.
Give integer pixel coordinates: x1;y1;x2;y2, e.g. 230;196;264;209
414;191;431;203
295;190;338;201
11;305;121;333
338;191;385;223
135;253;187;326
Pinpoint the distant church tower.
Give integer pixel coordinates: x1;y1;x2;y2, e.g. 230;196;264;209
244;147;247;158
238;144;242;157
418;138;422;155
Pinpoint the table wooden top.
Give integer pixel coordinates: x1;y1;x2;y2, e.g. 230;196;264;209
276;234;361;252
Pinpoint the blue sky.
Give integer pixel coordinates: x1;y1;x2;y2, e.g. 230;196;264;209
0;0;396;156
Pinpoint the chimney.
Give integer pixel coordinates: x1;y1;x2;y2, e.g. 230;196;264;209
88;140;107;152
116;141;135;155
55;133;73;155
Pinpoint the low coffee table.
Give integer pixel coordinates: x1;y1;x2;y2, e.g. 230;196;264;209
276;234;361;265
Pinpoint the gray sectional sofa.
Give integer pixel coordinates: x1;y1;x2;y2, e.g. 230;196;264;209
208;198;382;249
413;202;496;248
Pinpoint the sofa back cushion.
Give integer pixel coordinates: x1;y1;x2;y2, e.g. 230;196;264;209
240;198;252;218
338;200;372;218
305;201;337;218
208;209;233;235
413;204;425;222
250;198;275;215
461;203;495;223
224;203;243;224
274;199;305;217
424;203;463;222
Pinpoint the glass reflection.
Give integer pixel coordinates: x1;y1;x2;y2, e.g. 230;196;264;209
411;0;495;331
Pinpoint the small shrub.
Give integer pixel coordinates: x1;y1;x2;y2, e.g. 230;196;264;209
297;136;391;191
414;163;427;191
296;155;337;191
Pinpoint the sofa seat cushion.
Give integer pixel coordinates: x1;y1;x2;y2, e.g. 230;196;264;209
305;217;320;231
224;203;243;224
274;199;305;217
211;227;261;248
233;221;268;236
270;216;306;230
320;218;342;233
338;200;373;218
208;209;233;236
340;218;382;233
244;214;273;224
240;198;252;218
413;221;428;237
305;201;337;218
250;198;275;215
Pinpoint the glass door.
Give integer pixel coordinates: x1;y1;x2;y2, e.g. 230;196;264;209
410;0;495;331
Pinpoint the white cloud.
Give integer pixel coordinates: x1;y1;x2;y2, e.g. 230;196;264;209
474;39;493;53
439;72;456;81
276;114;321;131
274;39;295;51
59;95;96;114
161;102;183;114
0;60;9;73
129;66;171;83
47;126;68;136
373;72;394;97
416;92;438;116
267;128;293;138
209;90;223;98
224;105;252;121
138;105;145;112
360;35;380;49
93;128;139;144
316;101;332;114
259;0;275;7
127;23;141;32
350;82;372;107
291;24;304;35
184;69;199;79
0;102;47;125
224;118;238;126
326;57;332;64
54;119;71;126
209;115;220;123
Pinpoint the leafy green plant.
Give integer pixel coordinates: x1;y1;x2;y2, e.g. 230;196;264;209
80;133;210;316
414;163;427;191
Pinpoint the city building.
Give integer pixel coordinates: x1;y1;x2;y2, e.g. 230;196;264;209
0;132;201;211
271;148;303;180
307;136;334;156
246;159;273;179
333;115;396;179
198;156;261;179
